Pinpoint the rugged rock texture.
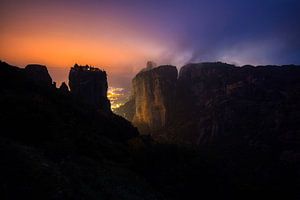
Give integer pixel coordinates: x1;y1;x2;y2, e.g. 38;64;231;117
114;97;136;121
25;64;52;86
130;65;178;133
1;61;299;200
117;62;300;148
0;61;160;200
69;64;111;113
173;62;300;146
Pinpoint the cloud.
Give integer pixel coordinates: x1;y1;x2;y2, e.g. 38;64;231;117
1;0;299;88
149;0;300;66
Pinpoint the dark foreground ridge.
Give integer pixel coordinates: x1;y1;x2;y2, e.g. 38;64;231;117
0;61;152;200
0;61;299;200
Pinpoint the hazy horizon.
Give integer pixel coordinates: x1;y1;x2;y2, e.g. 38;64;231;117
1;0;300;107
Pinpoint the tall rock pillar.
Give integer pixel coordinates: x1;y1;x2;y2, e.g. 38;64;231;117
132;65;178;133
69;64;111;113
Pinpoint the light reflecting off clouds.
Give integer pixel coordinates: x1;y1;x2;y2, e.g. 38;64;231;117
1;0;299;89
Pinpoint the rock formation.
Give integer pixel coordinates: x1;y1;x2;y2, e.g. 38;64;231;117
146;61;157;70
59;82;69;93
0;61;157;200
130;64;177;133
116;62;300;146
114;97;136;121
68;64;111;113
1;60;299;200
174;62;300;145
25;64;52;86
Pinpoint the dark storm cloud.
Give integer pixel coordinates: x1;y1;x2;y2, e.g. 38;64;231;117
158;0;300;65
105;0;300;65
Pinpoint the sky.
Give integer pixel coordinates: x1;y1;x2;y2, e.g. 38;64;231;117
1;0;300;91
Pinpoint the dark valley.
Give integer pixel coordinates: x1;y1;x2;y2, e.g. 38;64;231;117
0;60;299;200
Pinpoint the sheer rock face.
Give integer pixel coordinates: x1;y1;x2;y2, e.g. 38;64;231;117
117;62;300;146
172;62;300;145
68;64;111;113
25;64;52;86
131;65;178;133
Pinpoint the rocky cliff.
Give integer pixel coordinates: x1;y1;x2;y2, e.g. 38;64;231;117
58;82;69;93
69;64;111;113
0;61;157;200
130;65;177;134
174;62;300;145
25;64;53;86
116;62;300;147
1;60;299;200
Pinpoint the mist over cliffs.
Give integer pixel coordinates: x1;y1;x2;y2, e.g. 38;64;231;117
1;60;299;200
116;62;300;147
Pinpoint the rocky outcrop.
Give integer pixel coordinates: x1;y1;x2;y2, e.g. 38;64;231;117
0;61;161;200
117;62;300;147
69;64;111;113
174;62;300;145
25;64;52;86
145;61;157;70
59;82;69;93
114;97;136;121
126;64;178;133
1;61;299;200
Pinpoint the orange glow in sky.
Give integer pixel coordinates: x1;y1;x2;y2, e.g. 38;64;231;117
0;1;174;87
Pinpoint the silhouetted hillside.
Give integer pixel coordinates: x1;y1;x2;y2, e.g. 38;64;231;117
1;61;299;200
115;62;300;199
0;61;159;200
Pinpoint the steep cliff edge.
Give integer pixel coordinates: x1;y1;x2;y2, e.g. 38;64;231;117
69;64;111;113
25;64;53;86
130;65;178;134
173;62;300;146
1;61;299;199
0;61;159;200
116;62;300;148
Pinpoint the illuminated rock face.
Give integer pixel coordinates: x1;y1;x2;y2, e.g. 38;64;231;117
132;65;177;133
69;64;111;113
117;62;300;146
